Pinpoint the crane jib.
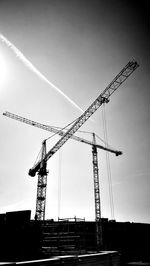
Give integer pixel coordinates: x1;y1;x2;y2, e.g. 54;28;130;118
28;60;139;177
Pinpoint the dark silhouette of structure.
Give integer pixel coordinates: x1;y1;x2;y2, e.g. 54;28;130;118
0;210;150;265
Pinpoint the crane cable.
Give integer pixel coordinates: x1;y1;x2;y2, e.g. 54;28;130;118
33;117;78;167
45;117;79;142
33;145;43;167
102;104;115;220
58;149;62;219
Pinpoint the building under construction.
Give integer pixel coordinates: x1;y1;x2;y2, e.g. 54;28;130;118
0;210;150;265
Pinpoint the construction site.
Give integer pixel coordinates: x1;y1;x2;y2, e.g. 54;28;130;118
0;210;150;265
1;60;149;266
1;0;150;263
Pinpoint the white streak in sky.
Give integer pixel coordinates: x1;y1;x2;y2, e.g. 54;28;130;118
0;33;84;114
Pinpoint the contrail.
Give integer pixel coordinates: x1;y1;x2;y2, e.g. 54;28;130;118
0;33;84;114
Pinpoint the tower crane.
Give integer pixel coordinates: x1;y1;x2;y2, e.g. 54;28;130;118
3;60;139;249
28;60;138;249
3;111;122;215
3;111;122;249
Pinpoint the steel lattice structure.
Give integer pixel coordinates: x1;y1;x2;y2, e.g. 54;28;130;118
29;60;139;177
3;112;122;223
92;133;103;248
35;140;48;220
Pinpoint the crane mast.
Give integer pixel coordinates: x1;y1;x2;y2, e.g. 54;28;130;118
92;133;103;249
92;134;101;221
29;60;139;177
35;140;48;220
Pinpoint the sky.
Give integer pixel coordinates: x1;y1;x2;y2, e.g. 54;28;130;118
0;0;150;223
